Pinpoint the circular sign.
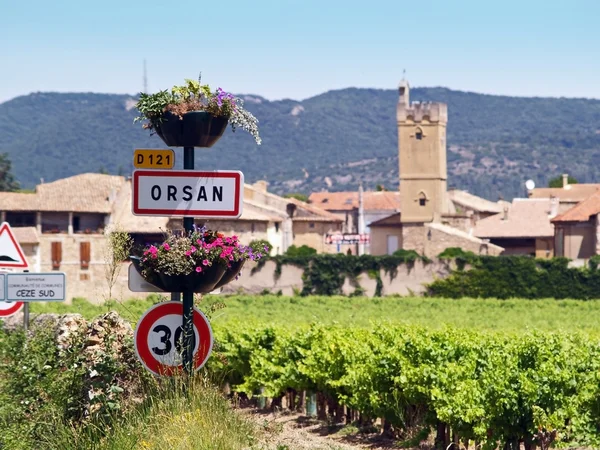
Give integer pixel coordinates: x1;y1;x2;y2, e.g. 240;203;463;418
134;301;213;376
0;301;24;317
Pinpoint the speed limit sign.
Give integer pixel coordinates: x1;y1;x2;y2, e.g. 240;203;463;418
0;301;23;317
134;301;214;376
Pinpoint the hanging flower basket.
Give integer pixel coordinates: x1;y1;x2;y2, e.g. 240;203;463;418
155;111;229;148
134;76;262;147
130;228;267;294
213;259;246;290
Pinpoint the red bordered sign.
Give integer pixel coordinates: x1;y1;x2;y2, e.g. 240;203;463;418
131;169;244;218
0;302;24;317
134;301;213;376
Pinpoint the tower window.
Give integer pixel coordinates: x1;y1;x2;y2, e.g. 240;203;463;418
416;131;423;140
419;198;426;206
418;192;427;206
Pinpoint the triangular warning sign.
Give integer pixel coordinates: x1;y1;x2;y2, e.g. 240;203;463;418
0;222;28;269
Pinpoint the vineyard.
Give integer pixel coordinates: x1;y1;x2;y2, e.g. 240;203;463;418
212;324;600;449
28;295;600;448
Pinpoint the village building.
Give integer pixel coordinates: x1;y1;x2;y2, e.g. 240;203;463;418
473;198;556;257
354;79;505;258
0;174;340;300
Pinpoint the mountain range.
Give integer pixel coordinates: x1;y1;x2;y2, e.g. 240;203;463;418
1;87;599;201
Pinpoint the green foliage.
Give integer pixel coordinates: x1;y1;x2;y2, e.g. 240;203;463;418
0;317;150;449
249;239;273;255
427;255;600;299
283;192;309;202
0;152;19;192
284;244;317;257
4;88;600;198
548;174;578;187
213;323;600;448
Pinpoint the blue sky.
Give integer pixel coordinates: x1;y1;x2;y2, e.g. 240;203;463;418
1;0;599;103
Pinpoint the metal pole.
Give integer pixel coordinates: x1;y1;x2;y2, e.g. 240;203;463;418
23;269;29;331
182;146;195;374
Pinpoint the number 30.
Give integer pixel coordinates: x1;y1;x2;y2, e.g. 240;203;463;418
151;324;190;356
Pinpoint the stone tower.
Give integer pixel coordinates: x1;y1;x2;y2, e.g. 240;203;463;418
397;80;448;223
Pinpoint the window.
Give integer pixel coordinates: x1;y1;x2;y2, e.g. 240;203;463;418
80;242;91;270
51;242;62;270
309;222;315;229
73;216;81;233
418;192;427;207
416;130;423;140
275;222;280;232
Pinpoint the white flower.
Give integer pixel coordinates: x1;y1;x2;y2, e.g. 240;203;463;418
89;369;99;378
42;365;51;370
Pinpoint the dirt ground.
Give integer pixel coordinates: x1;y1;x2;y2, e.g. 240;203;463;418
242;407;424;450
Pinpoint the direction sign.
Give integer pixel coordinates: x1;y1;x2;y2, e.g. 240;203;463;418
128;264;165;292
132;170;243;218
6;273;66;302
0;222;28;269
0;274;23;317
134;301;213;376
134;149;175;169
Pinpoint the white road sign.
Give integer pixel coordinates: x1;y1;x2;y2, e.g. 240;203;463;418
128;264;165;292
0;222;28;269
132;170;243;218
6;273;66;302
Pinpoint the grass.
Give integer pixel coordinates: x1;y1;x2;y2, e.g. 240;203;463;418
31;294;600;333
44;377;256;450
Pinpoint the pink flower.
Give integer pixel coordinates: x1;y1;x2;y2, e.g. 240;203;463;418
195;266;202;273
190;246;197;253
185;250;192;257
202;259;209;266
162;243;170;251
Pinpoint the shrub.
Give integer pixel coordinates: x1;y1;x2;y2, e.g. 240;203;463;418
285;244;317;257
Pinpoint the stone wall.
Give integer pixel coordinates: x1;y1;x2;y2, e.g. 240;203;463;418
221;259;454;297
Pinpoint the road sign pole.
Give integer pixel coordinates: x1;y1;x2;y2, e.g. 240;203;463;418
182;146;195;374
23;269;29;331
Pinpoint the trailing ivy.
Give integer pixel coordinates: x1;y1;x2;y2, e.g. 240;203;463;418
251;253;430;296
429;253;600;299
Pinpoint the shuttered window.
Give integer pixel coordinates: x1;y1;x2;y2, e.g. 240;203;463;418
51;242;62;270
80;242;91;270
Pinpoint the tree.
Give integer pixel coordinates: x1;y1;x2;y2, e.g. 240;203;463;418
548;175;578;188
0;153;20;192
283;193;309;202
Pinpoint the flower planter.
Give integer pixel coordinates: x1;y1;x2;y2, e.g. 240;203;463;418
155;111;228;148
213;260;245;290
130;256;227;293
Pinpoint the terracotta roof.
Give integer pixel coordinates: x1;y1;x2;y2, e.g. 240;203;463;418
529;184;600;202
110;181;169;233
369;212;401;227
551;190;600;223
0;192;40;211
36;173;125;213
0;174;126;214
308;191;401;211
447;189;503;214
286;198;343;222
12;227;39;244
427;222;503;251
474;199;554;239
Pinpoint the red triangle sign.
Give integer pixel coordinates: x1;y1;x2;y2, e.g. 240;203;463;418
0;222;29;269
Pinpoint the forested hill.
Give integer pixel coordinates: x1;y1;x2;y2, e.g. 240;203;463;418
1;87;599;200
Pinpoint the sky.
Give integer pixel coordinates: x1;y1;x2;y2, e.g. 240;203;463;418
1;0;599;103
